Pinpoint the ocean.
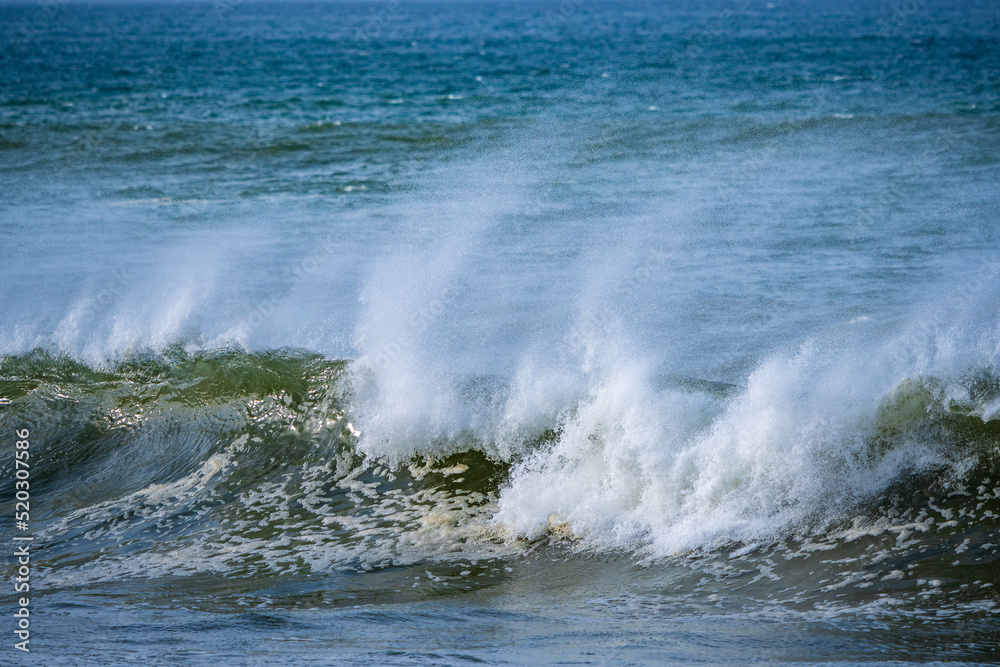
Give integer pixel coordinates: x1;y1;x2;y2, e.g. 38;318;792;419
1;0;999;663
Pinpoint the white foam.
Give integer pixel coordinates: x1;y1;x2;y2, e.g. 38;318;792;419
489;270;1000;557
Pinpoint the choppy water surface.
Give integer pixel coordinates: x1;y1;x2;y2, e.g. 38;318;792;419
2;0;1000;664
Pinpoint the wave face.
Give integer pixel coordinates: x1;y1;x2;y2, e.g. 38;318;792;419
1;349;513;593
3;290;1000;620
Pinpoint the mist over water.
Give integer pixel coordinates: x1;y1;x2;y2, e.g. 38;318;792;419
2;0;1000;663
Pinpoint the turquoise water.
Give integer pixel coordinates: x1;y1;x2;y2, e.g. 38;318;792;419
2;0;1000;663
